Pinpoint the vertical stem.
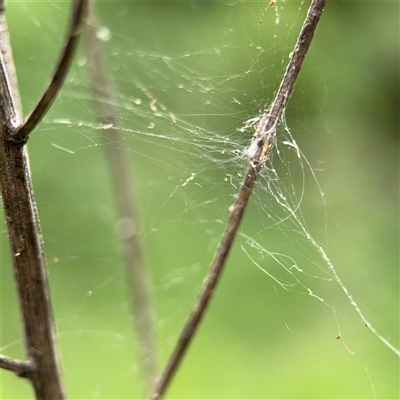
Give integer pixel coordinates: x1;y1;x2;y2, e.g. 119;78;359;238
0;0;87;397
0;2;22;121
84;1;159;394
0;60;66;399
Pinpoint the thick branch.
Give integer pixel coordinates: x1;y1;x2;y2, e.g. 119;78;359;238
151;1;327;399
83;1;159;395
0;354;35;377
11;0;87;143
0;54;66;399
0;0;88;398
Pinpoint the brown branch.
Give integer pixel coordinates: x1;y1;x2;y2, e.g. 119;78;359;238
151;1;327;399
0;54;67;400
0;354;35;377
0;0;22;123
83;1;159;395
11;0;88;143
0;0;88;398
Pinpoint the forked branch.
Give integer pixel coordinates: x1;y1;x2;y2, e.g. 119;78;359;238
0;0;87;398
12;0;88;143
151;1;327;398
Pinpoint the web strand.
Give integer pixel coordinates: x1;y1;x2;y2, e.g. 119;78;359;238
151;1;327;398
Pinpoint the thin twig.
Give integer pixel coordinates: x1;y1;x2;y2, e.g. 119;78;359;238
0;354;35;377
11;0;88;143
83;1;159;395
151;1;327;398
0;0;22;122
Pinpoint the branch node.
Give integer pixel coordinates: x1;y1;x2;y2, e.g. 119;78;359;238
10;0;87;143
8;127;29;146
0;354;36;378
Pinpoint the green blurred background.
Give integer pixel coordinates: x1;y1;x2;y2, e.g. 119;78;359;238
1;1;398;399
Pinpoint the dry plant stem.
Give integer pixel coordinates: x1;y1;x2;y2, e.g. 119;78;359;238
0;354;35;377
0;0;87;398
151;1;327;398
0;57;66;399
12;0;88;143
0;2;22;120
84;1;159;394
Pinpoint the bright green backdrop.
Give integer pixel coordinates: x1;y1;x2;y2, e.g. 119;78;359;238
1;1;398;399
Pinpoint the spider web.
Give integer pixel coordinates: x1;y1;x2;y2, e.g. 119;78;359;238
1;1;398;399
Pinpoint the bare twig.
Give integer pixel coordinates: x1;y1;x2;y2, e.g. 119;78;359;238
83;1;158;394
0;0;22;122
151;1;327;398
11;0;88;143
0;354;35;377
0;0;87;398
